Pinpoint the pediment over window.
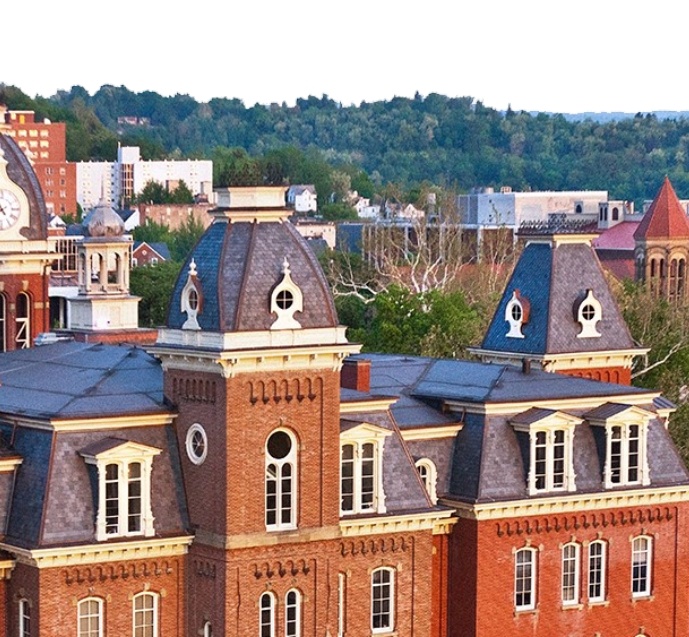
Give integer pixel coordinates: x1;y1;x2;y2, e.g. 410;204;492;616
79;438;162;462
584;403;654;427
340;420;393;443
509;408;582;433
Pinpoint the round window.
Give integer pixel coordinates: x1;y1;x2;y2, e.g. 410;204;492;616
581;304;596;321
267;430;292;459
276;289;294;310
188;288;199;311
511;303;522;322
186;423;208;465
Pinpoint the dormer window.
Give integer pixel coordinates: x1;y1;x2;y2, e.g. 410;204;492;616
576;289;602;338
511;409;580;495
181;259;203;330
80;440;161;541
505;290;530;339
270;258;303;330
585;403;652;489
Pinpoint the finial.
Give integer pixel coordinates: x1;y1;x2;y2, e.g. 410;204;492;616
282;258;291;276
189;258;197;276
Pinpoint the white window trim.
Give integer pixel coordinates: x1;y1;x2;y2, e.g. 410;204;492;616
340;423;391;516
186;423;208;465
285;589;302;637
371;567;395;633
588;406;652;489
19;598;30;637
588;540;606;603
415;458;438;504
512;411;580;496
505;290;529;339
337;573;346;637
78;597;103;637
81;441;161;541
514;547;537;611
181;259;202;330
132;592;158;637
270;258;303;330
561;542;580;606
265;429;298;531
259;592;276;637
576;289;602;338
631;535;652;598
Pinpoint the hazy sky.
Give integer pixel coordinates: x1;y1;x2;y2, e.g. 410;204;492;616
4;0;686;114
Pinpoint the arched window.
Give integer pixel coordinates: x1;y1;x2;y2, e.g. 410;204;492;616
285;589;302;637
588;540;606;602
78;597;103;637
259;592;275;637
203;621;212;637
514;548;537;610
612;206;619;221
19;599;30;637
371;567;395;633
133;592;158;637
15;292;30;349
561;543;580;605
265;429;297;530
632;536;652;597
415;458;438;503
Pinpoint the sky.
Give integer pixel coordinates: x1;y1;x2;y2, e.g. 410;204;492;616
4;0;687;114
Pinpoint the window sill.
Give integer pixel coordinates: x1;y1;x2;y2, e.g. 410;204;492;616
631;594;654;603
587;599;609;607
371;631;396;637
561;603;584;610
513;607;538;616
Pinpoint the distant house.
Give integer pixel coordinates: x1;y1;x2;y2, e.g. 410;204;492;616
287;184;318;213
353;197;381;219
132;241;171;266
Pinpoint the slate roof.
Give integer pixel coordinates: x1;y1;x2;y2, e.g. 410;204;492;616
346;353;688;506
0;341;166;419
168;219;338;332
593;220;640;250
634;177;689;240
480;239;638;356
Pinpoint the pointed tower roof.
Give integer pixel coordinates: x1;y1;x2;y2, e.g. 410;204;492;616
634;177;689;240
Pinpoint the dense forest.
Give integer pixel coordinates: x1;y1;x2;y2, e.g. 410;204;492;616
4;84;689;204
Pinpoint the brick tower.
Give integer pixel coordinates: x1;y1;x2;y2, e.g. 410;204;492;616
0;135;54;350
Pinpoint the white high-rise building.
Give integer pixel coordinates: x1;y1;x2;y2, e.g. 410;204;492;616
76;146;213;209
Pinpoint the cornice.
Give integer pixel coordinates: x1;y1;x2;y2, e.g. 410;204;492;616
400;424;464;441
1;535;194;569
340;510;456;537
444;484;689;521
0;412;176;433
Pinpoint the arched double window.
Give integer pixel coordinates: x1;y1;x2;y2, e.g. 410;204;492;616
265;429;297;530
78;597;103;637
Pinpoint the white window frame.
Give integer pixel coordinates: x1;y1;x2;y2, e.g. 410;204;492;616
19;598;30;637
514;547;537;611
186;423;208;465
371;567;395;633
133;592;158;637
340;423;391;516
505;290;529;339
337;573;346;637
415;458;438;504
259;592;276;637
561;543;580;606
631;536;652;598
588;540;606;603
81;441;161;541
511;411;580;496
576;289;602;338
78;597;103;637
203;621;212;637
265;429;298;531
285;589;301;637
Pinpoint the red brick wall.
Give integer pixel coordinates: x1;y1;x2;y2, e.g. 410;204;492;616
0;272;50;350
168;368;342;536
186;532;435;637
450;502;689;637
8;556;185;636
562;365;631;386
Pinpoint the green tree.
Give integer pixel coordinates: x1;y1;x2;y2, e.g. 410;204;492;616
170;216;205;261
137;180;168;204
169;179;194;204
130;260;181;327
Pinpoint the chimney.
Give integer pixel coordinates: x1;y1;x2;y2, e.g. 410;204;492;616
521;358;531;375
341;358;371;393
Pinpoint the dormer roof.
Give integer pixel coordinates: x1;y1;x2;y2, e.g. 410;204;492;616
634;177;689;240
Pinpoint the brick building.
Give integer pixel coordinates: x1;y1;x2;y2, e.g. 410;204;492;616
0;142;687;637
0;106;77;216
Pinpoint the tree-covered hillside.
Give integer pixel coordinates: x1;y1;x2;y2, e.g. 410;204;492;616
4;83;689;202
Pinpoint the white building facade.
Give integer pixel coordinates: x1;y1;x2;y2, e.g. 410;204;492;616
76;146;213;209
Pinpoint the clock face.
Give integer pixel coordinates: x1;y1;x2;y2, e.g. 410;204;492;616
0;190;21;230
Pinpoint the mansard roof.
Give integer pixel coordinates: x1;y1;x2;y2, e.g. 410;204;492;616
167;208;338;333
479;238;638;356
634;176;689;240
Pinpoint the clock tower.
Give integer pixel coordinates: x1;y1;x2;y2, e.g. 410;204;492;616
0;135;54;349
